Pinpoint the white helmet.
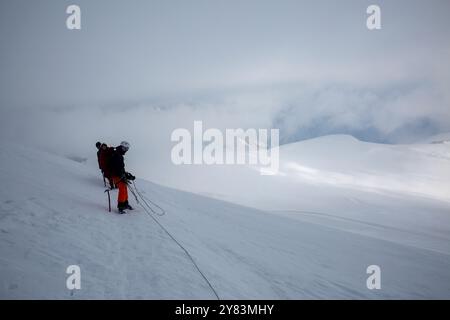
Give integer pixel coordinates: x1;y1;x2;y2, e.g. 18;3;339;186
120;141;130;152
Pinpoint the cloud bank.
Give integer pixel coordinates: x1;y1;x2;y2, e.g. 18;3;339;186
1;0;450;179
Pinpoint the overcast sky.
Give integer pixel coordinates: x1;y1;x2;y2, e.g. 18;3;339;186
1;0;450;152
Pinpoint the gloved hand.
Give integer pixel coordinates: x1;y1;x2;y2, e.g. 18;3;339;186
125;172;136;181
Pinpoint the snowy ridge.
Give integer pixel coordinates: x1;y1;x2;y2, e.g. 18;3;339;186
417;132;450;144
1;141;450;298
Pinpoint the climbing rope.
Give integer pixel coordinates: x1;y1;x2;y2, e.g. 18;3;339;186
127;180;220;300
131;181;165;216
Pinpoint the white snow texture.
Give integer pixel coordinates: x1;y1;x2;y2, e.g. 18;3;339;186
1;135;450;299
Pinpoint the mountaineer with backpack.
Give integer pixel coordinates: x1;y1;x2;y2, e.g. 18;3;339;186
96;141;102;171
98;143;116;189
109;141;136;213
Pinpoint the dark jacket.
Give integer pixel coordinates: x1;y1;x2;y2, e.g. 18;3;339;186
109;147;126;177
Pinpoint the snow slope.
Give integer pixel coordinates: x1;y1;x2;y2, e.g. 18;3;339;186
1;140;450;299
158;134;450;255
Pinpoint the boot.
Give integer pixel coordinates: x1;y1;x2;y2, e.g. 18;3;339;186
124;200;134;210
117;202;127;214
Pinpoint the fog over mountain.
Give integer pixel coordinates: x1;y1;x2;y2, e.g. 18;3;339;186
1;1;450;151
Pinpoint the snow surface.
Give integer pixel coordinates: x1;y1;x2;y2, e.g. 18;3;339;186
1;137;450;299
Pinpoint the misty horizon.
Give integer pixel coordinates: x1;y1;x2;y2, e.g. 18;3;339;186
1;0;450;149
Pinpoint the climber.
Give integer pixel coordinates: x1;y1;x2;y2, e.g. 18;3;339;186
98;143;116;189
109;141;136;213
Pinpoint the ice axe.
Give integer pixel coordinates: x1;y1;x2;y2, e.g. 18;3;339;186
104;189;111;212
